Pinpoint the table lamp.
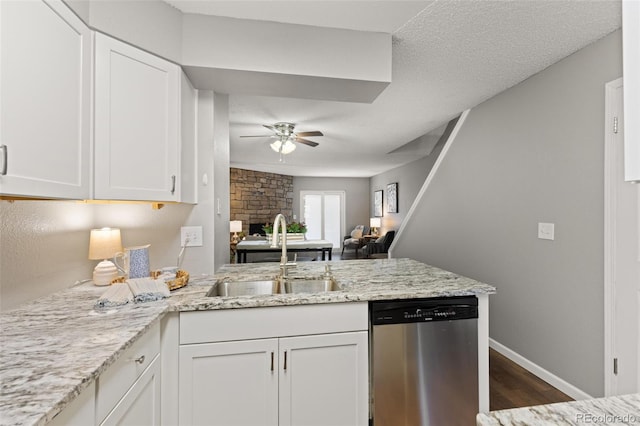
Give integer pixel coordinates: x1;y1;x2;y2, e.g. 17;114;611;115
370;218;381;236
230;220;242;243
88;227;123;286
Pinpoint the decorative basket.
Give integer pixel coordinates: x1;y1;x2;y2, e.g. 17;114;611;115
111;270;190;291
151;269;190;291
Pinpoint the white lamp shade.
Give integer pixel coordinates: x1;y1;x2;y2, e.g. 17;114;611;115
89;228;123;260
230;220;243;233
370;218;381;228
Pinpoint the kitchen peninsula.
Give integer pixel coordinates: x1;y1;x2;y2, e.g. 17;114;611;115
0;258;495;426
477;393;640;425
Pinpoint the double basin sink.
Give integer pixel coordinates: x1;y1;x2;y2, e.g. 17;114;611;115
206;277;341;297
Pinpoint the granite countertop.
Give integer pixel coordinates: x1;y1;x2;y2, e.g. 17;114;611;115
0;258;495;426
169;258;496;311
476;393;640;425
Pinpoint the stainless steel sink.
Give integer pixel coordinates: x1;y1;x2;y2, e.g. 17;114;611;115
283;277;341;294
206;276;341;297
206;280;280;297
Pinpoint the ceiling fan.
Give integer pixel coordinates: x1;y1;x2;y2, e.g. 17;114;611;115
240;122;323;159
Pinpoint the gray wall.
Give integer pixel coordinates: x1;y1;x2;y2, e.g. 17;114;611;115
393;30;622;397
292;177;369;235
370;142;446;234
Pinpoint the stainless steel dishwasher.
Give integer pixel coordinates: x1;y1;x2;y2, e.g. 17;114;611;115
370;296;478;426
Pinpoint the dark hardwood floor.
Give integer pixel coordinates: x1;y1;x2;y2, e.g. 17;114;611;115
489;348;573;411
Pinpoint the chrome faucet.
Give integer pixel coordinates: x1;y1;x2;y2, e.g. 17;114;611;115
271;213;296;281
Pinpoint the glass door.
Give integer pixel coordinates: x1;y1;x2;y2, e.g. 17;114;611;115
300;191;345;248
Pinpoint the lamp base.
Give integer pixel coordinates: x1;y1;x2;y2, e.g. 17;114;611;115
93;259;118;286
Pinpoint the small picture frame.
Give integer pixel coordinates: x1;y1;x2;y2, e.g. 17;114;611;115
374;190;383;217
387;182;398;213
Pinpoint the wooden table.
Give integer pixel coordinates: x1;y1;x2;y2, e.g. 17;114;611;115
235;239;334;263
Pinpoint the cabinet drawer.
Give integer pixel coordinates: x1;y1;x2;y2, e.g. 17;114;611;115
99;354;161;426
180;303;368;344
96;322;160;423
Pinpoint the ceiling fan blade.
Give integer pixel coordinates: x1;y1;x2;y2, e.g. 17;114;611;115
295;137;319;147
239;135;274;138
263;124;276;132
295;131;323;137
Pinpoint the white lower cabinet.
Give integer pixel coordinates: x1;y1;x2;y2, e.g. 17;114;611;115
96;322;161;425
278;332;368;426
180;339;279;426
178;303;369;426
179;332;368;426
100;354;161;426
48;382;95;426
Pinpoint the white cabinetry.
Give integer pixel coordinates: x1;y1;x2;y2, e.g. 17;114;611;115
278;332;368;426
100;355;160;426
180;71;197;204
179;304;369;426
96;322;161;425
180;339;279;426
0;0;91;199
48;383;95;426
94;32;180;201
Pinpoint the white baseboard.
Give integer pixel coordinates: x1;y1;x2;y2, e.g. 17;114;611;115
489;338;593;401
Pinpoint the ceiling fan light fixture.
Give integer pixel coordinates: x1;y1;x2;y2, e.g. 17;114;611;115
270;138;297;155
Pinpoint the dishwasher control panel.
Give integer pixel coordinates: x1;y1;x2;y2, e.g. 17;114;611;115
370;296;478;325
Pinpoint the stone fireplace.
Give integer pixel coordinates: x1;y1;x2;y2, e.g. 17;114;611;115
230;168;293;236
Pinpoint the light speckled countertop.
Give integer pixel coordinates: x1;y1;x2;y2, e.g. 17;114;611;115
476;393;640;425
0;258;495;426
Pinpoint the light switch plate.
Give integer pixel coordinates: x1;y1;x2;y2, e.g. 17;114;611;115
181;226;203;247
538;222;555;240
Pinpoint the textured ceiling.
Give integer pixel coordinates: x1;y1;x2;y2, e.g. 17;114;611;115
167;0;621;177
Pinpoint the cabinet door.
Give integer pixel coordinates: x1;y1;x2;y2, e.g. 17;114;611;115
100;354;161;426
94;32;180;201
279;331;369;426
0;0;91;199
179;339;279;426
48;382;95;426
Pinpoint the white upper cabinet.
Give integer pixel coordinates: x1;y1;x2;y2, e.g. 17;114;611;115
94;32;180;201
0;0;91;199
180;70;197;204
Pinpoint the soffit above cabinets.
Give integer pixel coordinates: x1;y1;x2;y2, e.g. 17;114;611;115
64;0;622;177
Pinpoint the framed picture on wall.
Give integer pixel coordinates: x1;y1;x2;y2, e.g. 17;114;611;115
387;182;398;213
374;190;383;217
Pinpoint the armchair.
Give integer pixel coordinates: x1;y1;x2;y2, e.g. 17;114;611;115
341;225;370;258
363;230;396;258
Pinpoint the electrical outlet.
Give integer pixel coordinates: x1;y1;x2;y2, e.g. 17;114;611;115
181;226;203;247
538;222;555;240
